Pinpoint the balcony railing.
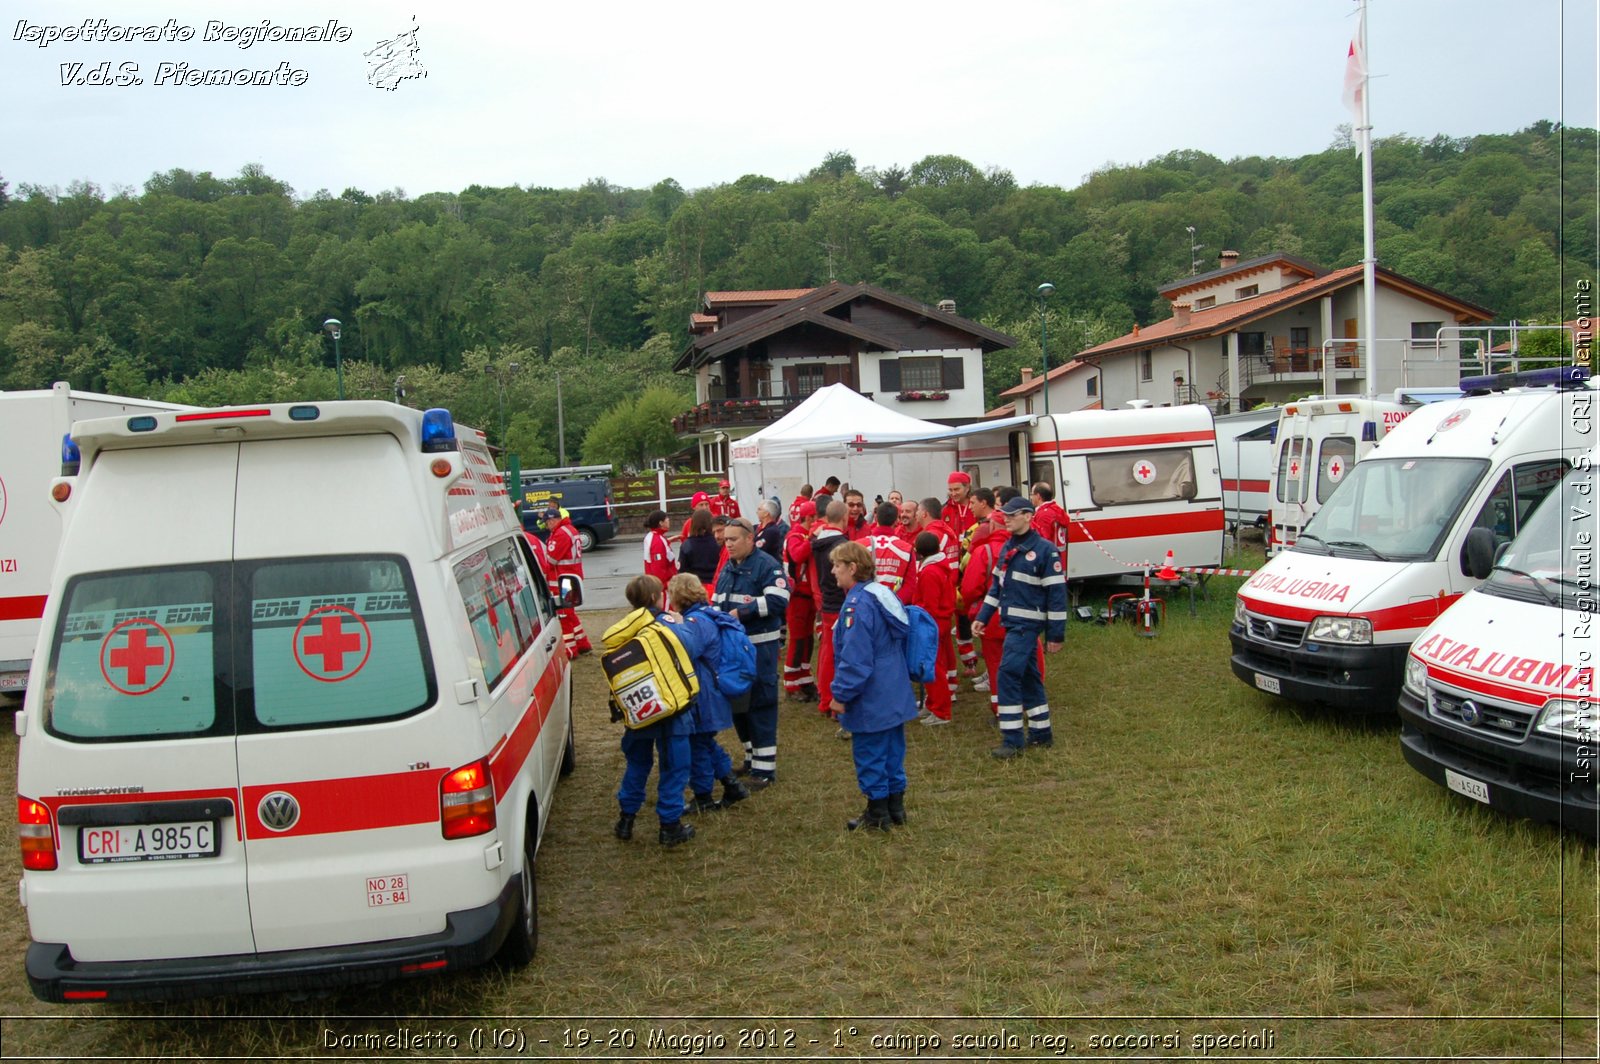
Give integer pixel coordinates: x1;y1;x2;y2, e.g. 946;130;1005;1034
1240;348;1361;387
672;392;874;436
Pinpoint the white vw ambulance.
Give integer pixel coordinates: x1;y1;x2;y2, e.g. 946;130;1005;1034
1231;368;1592;711
1397;460;1596;837
16;402;576;1001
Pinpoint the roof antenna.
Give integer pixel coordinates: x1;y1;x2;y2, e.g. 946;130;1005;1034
1184;226;1205;275
819;241;840;282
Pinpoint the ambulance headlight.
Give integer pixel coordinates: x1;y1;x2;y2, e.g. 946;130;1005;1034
1535;699;1597;741
1233;598;1248;627
1307;616;1372;644
1403;655;1429;697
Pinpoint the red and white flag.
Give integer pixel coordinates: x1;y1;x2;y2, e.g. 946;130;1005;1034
1341;6;1367;120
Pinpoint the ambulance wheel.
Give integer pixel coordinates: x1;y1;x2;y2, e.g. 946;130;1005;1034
559;698;576;778
499;826;539;967
575;526;597;552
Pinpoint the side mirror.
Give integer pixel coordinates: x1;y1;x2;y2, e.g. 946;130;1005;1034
1463;526;1497;580
559;574;583;609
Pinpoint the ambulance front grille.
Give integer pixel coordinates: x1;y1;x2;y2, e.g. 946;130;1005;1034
1245;615;1306;648
1427;685;1535;742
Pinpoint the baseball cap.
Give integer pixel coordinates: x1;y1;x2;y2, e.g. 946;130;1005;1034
1000;496;1036;516
719;479;730;489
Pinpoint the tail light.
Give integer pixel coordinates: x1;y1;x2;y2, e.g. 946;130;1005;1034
440;760;496;839
19;797;57;871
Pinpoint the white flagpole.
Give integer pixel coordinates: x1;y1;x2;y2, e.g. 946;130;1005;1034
1358;0;1377;396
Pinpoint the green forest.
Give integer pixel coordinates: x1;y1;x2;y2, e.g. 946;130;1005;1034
0;121;1593;468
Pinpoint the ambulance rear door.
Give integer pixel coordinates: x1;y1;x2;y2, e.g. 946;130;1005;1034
21;441;253;962
230;433;464;954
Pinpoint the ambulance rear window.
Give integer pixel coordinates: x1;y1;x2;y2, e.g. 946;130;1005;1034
246;556;434;730
45;568;221;741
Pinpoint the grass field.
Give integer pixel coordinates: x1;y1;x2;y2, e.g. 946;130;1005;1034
0;558;1595;1061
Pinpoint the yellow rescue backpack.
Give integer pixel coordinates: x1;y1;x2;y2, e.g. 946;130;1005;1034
600;607;699;729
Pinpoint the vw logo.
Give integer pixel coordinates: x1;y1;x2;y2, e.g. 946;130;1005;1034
258;791;301;832
1459;700;1482;727
1262;621;1279;641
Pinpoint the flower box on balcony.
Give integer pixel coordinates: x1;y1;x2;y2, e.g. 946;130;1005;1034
897;390;949;402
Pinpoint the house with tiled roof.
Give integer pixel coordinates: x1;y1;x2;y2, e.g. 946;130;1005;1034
673;282;1015;471
1002;251;1494;415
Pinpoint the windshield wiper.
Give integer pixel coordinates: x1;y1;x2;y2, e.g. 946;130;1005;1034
1325;539;1394;561
1490;564;1560;606
1291;531;1330;552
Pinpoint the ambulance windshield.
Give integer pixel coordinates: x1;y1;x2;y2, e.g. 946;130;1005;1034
1300;457;1487;561
1485;465;1594;607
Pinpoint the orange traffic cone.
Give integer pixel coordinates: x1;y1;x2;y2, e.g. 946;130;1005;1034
1156;550;1179;581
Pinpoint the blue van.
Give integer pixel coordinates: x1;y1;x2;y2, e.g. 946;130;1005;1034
519;466;617;551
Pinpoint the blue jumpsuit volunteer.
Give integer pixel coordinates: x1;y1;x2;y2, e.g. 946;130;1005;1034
712;517;788;786
972;496;1067;760
828;540;919;831
611;575;696;847
665;573;753;813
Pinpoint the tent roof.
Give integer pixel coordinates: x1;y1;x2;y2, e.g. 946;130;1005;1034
732;384;952;457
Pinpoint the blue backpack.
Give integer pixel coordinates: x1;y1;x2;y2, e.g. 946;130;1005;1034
903;605;941;685
704;608;757;697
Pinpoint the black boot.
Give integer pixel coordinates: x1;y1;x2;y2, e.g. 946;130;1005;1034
658;820;696;847
886;791;906;826
688;792;722;814
846;797;891;832
719;775;750;807
613;812;635;841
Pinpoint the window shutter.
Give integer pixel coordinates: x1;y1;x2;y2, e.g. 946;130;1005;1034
880;358;901;391
782;366;799;397
941;357;965;390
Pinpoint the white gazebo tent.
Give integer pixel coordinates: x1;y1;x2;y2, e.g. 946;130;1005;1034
727;384;959;513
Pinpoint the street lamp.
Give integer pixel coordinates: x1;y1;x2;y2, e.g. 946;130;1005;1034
322;318;344;400
1036;283;1055;418
485;361;521;449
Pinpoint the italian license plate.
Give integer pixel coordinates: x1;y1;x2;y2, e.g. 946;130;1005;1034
78;821;219;864
1254;673;1282;695
1445;769;1491;805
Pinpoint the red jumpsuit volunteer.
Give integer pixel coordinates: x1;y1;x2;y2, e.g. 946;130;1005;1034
642;509;677;588
912;531;957;725
545;505;590;656
941;472;976;538
1030;482;1071;551
708;480;741;519
916;497;963;694
861;502;917;605
791;500;850;716
782;500;820;700
960;505;1007;716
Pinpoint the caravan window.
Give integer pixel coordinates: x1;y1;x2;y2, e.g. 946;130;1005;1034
1086;450;1198;506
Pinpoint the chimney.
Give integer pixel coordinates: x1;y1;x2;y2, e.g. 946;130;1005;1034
936;298;957;315
1220;250;1239;267
1132;323;1140;337
1020;368;1035;382
1172;302;1192;327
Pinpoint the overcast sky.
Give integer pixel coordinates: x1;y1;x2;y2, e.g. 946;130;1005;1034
5;0;1597;199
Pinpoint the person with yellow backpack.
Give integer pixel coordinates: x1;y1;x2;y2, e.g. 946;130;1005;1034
603;575;697;847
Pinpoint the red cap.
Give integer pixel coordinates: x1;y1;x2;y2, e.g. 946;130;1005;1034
719;480;730;489
691;491;708;507
947;471;971;485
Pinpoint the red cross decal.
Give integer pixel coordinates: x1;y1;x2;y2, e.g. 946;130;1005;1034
111;627;164;686
852;433;866;453
305;615;362;672
100;619;175;696
293;606;372;683
1328;458;1344;478
1137;463;1153;478
1289;460;1301;477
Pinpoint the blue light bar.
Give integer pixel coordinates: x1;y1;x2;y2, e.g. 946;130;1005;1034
420;408;458;453
1361;420;1378;442
288;405;320;421
1460;365;1590;393
127;416;158;432
61;434;81;476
